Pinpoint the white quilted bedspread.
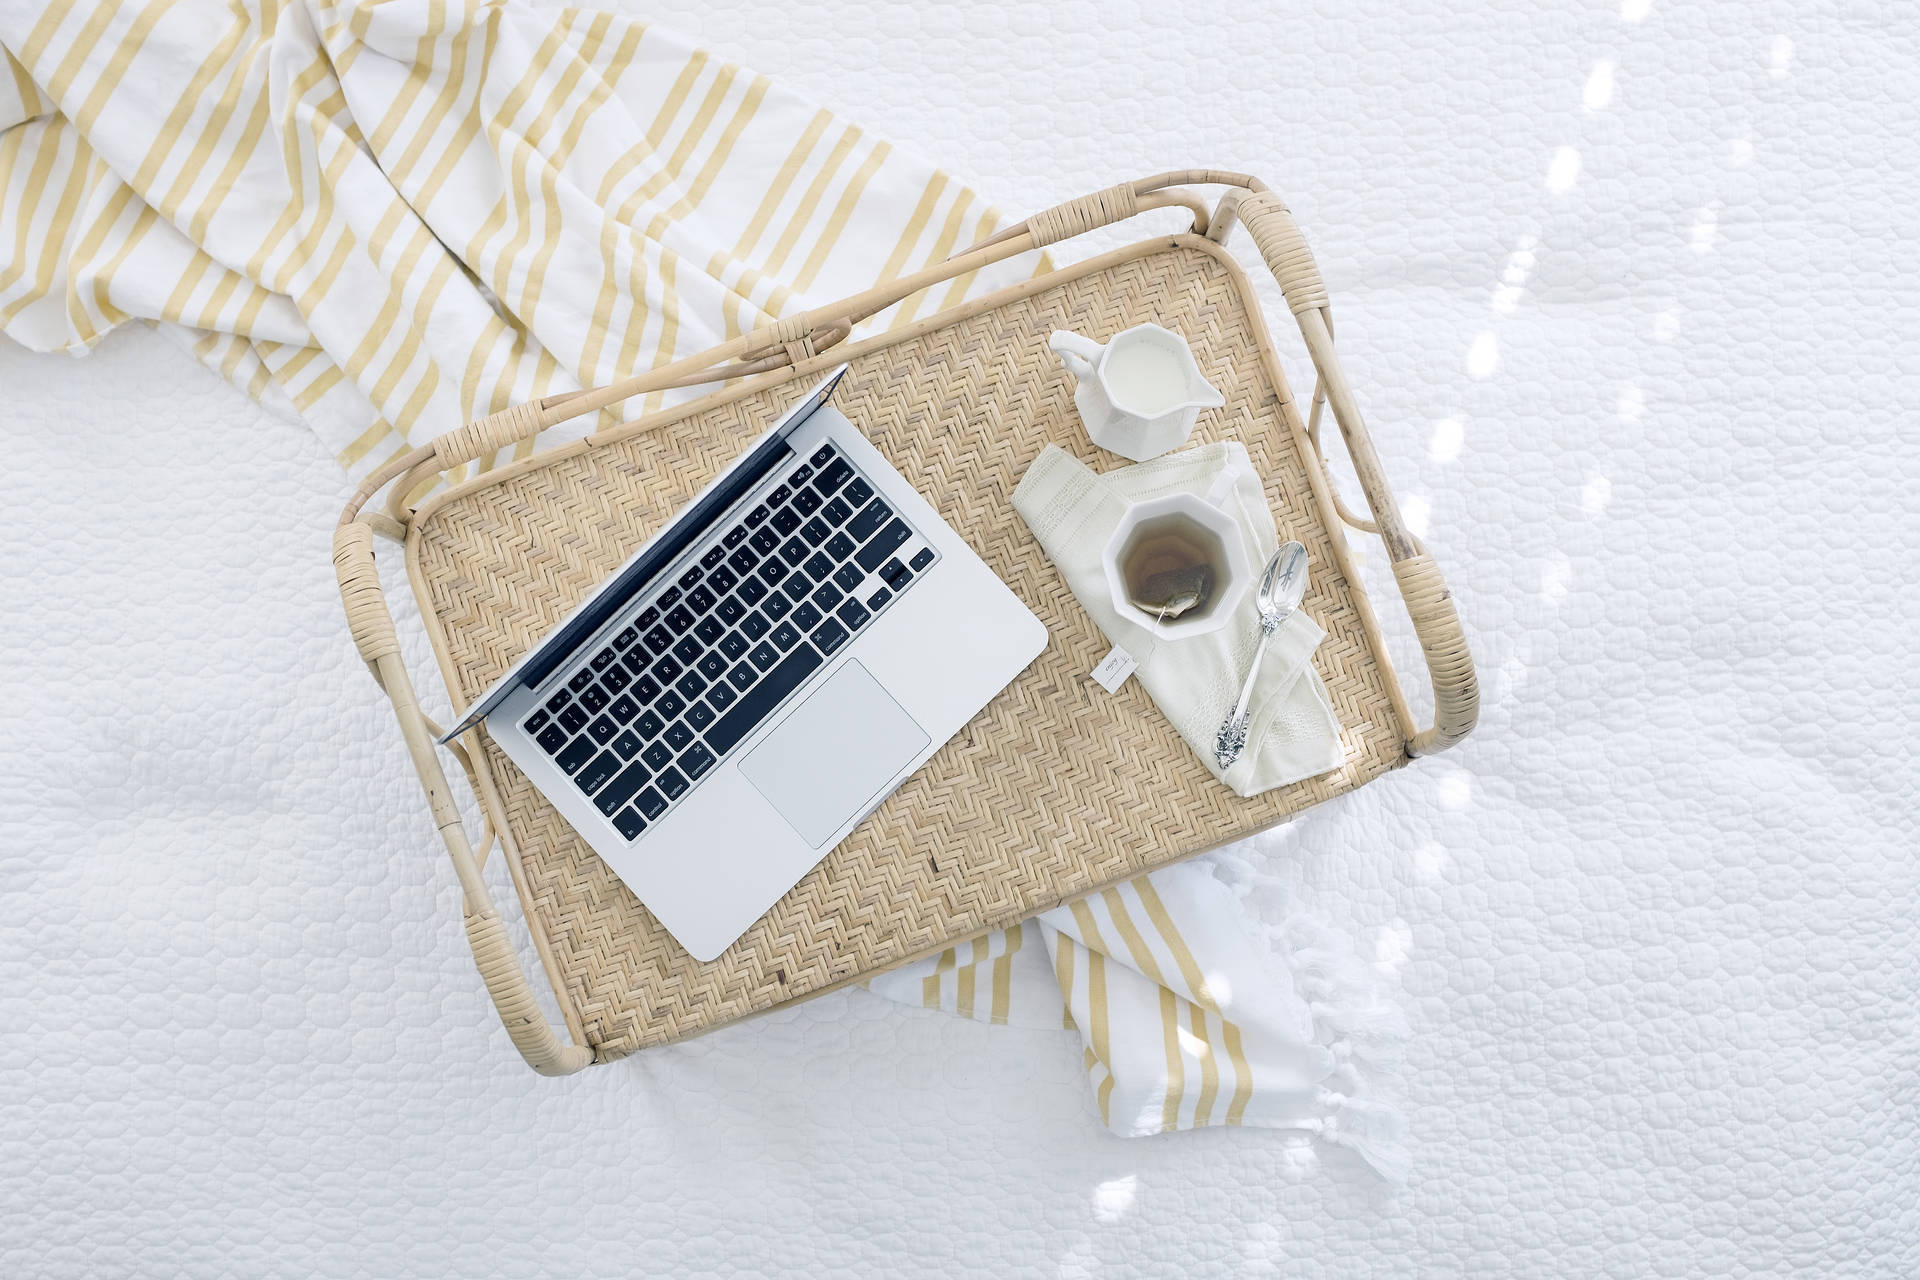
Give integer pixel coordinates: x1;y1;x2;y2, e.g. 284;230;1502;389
3;1;1915;1275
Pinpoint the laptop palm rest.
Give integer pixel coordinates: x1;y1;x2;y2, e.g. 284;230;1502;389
739;660;930;848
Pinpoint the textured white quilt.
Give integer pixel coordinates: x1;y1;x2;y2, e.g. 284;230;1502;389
3;1;1914;1276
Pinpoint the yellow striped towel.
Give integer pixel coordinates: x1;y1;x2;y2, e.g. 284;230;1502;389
2;0;1406;1171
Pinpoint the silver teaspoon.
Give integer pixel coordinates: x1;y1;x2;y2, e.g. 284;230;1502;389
1214;541;1309;770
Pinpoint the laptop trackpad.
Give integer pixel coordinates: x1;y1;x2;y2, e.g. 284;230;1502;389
740;660;930;848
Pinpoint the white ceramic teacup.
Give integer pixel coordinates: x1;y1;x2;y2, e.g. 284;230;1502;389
1100;491;1252;641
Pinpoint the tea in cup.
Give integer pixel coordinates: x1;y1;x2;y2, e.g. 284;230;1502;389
1100;492;1251;640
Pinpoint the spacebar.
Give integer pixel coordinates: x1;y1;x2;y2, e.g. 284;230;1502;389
704;644;823;755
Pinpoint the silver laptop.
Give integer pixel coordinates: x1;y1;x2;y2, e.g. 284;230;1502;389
440;367;1046;960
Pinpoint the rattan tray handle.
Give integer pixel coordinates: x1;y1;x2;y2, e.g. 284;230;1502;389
332;171;1476;1073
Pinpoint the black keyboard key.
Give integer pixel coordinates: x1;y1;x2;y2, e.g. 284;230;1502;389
856;519;912;572
688;586;716;615
814;459;853;495
909;547;936;573
558;704;589;734
686;701;715;732
758;557;789;587
846;498;891;542
636;605;661;631
643;624;672;653
839;598;872;629
650;654;682;683
577;750;621;795
587;715;618;745
568;668;596;694
779;537;809;566
706;682;737;711
698;651;728;680
545;688;573;714
613;627;638;651
694;615;724;645
791;602;822;632
782;575;812;603
610;694;640;722
601;664;630;695
658;767;689;801
812;618;850;655
716;633;748;662
635;786;668;820
536;724;569;754
834;562;864;592
716;596;745;625
746;503;770;528
812;582;843;612
672;635;702;665
741;610;771;640
843;477;873;507
701;545;726;571
664;722;694;751
750;526;779;555
738;576;768;606
762;592;792;621
706;644;823;755
636;709;665;740
613;729;644;759
771;621;802;652
801;517;831;547
632;675;661;704
557;736;596;775
804;552;834;582
790;463;814;487
679;565;703;591
579;684;609;713
772;507;801;536
621;647;649;676
879;557;908;584
595;762;651;815
666;605;696;635
524;709;551;734
612;807;648;840
885;563;913;590
768;484;792;507
793;487;822;517
810;443;835;466
865;586;891;611
749;641;780;671
680;742;716;779
727;662;757;692
659;586;682;610
675;670;706;701
591;647;618;672
728;545;759;576
724;525;749;548
823;499;854;529
656;690;686;719
642;741;673;771
708;565;737;594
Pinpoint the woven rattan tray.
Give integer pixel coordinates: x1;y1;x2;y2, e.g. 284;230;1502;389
334;173;1477;1074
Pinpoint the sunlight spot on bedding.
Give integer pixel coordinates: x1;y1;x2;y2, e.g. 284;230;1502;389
1202;971;1234;1007
1653;309;1680;341
1401;493;1431;537
1582;474;1612;516
1583;60;1615;110
1770;36;1794;78
1621;0;1651;21
1546;146;1582;194
1373;918;1413;977
1730;138;1754;167
1690;204;1719;254
1176;1026;1211;1060
1412;841;1451;882
1467;332;1499;379
1092;1175;1137;1224
1542;553;1573;604
1283;1137;1320;1173
1617;382;1645;422
1437;768;1473;810
1430;417;1464;463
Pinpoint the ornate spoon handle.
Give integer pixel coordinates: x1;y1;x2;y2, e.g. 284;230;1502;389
1215;613;1279;769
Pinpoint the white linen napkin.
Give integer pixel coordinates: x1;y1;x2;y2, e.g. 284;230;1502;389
1014;440;1345;794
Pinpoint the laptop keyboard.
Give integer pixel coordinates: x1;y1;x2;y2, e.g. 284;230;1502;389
518;441;939;842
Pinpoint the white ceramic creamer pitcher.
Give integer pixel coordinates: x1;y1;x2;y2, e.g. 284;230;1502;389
1048;322;1224;462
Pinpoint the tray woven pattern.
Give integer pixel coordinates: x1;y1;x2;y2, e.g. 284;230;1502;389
412;241;1406;1058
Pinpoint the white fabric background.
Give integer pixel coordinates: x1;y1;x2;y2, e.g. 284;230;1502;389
4;1;1915;1276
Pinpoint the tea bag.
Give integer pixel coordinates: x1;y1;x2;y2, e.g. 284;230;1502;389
1133;564;1213;621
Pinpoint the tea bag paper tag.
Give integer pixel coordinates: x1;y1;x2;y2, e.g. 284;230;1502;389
1090;644;1139;693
